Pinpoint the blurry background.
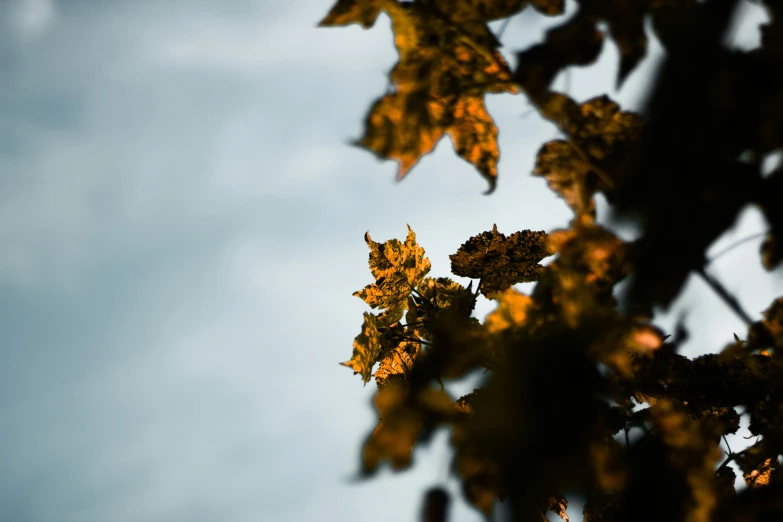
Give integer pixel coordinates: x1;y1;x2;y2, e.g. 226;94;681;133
0;0;781;521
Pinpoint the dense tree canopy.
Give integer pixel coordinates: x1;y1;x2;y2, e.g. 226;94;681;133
319;0;783;520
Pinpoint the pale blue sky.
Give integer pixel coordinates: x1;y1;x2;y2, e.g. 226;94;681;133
0;1;780;521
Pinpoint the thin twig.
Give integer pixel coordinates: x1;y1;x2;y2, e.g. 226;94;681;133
706;232;767;267
717;446;750;472
696;267;754;326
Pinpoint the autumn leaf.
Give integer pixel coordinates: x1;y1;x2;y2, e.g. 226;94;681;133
410;277;477;340
514;1;648;91
572;96;645;163
356;92;446;179
333;0;517;192
362;383;454;475
354;225;432;323
539;223;627;327
534;139;597;218
483;287;532;333
454;448;503;518
342;312;385;384
735;439;777;488
447;96;500;190
374;340;420;388
326;0;783;519
588;0;649;86
514;11;605;95
317;0;385;28
363;384;420;474
450;224;551;296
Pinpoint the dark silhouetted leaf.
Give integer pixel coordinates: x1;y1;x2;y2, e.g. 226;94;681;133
534;139;597;218
450;224;550;296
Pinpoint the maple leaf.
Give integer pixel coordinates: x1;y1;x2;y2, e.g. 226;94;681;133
447;96;501;190
687;406;740;437
514;12;605;95
532;95;643;198
362;382;454;475
357;91;447;181
534;139;598;218
363;383;420;474
572;96;645;162
538;223;627;327
340;0;517;192
715;466;737;499
735;439;777;488
483;287;532;333
342;312;385;384
514;2;648;92
450;224;551;296
354;225;431;323
374;340;420;388
454;448;503;518
409;277;477;340
317;0;384;28
587;0;649;86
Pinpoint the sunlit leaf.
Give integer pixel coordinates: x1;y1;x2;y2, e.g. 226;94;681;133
374;341;420;388
354;226;432;322
447;96;501;192
484;287;532;333
342;312;385;384
336;0;517;191
318;0;384;28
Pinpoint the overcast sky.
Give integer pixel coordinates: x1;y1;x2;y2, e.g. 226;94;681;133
0;1;781;521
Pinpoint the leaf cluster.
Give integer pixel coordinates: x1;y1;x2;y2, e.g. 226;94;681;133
320;0;783;520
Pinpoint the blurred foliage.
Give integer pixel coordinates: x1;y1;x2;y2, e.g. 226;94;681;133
320;0;783;520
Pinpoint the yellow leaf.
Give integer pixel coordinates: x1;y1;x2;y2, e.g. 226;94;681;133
447;96;500;192
318;0;385;28
341;312;384;384
484;287;532;333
